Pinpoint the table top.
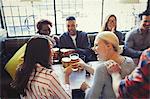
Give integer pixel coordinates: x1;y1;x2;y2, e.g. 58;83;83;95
52;63;94;89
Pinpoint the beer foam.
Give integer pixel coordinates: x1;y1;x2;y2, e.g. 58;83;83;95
70;55;79;60
53;48;59;51
62;57;71;62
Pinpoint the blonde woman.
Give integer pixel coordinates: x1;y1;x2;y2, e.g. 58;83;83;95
80;31;136;99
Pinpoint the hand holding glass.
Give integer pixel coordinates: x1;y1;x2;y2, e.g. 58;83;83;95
69;53;79;71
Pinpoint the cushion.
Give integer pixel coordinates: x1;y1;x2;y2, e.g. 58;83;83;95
4;43;27;79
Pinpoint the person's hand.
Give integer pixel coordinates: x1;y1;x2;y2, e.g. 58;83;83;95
64;65;72;76
51;34;59;41
77;58;87;70
111;27;115;33
64;66;72;84
67;58;86;70
80;82;90;91
105;60;121;74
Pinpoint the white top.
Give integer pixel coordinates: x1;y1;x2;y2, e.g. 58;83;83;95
70;35;77;48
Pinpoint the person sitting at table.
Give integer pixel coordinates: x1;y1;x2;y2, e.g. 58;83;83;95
36;19;59;45
123;10;150;58
5;19;57;79
79;31;136;99
101;14;124;45
58;16;96;62
36;19;53;36
10;36;71;99
106;48;150;98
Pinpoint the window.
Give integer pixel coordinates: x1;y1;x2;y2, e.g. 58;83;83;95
1;0;55;37
0;0;147;37
103;0;147;31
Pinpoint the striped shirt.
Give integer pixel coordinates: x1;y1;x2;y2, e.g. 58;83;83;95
21;64;71;99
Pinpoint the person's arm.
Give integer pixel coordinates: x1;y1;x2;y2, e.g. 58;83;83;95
78;58;94;75
58;35;66;48
123;46;143;58
106;60;122;97
111;72;122;97
51;34;59;47
108;48;150;98
84;64;94;75
64;58;94;84
50;72;71;98
124;31;142;58
85;65;107;99
125;31;134;48
64;66;72;84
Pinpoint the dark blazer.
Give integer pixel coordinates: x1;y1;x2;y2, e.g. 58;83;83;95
59;31;91;49
58;31;95;62
114;30;124;45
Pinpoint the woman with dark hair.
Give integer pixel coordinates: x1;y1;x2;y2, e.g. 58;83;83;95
101;14;124;45
5;19;59;79
11;36;71;99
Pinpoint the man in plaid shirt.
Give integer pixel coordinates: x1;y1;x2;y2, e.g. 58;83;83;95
107;48;150;98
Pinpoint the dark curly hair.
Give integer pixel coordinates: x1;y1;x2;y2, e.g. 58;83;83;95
139;10;150;20
36;19;52;33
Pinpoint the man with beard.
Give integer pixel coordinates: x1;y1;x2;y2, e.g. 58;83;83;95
59;16;95;62
124;10;150;58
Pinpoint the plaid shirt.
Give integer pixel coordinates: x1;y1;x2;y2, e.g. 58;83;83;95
119;48;150;99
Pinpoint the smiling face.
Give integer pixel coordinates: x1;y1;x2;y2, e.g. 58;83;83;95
93;38;110;61
107;16;116;31
93;31;121;61
140;15;150;31
66;20;77;36
39;24;52;36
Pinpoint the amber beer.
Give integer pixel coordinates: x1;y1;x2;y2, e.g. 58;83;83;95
69;53;79;71
53;48;59;62
61;57;71;68
60;48;76;58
